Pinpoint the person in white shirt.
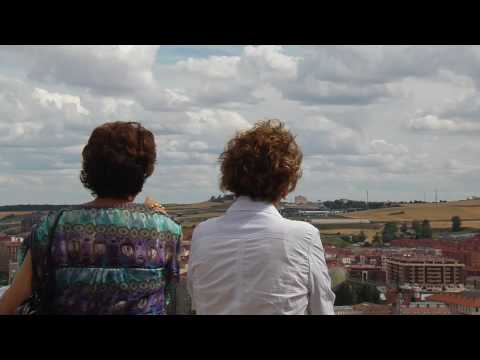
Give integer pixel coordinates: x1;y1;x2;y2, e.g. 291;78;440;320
187;119;335;315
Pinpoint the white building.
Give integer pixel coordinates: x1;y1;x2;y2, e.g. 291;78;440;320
294;195;308;205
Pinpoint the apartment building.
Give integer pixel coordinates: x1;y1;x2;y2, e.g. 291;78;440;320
386;255;465;288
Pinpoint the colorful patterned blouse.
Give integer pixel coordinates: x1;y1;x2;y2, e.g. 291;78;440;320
18;204;182;315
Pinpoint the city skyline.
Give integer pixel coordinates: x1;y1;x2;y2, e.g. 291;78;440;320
1;45;480;204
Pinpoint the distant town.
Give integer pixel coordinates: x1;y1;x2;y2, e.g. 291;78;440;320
1;194;480;315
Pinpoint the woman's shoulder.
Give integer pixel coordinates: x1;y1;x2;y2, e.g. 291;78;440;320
130;204;182;234
35;208;70;235
280;218;319;238
55;204;182;234
148;210;182;233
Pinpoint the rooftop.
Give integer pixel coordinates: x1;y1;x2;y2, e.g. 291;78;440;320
352;303;393;315
349;264;381;270
399;307;451;315
388;255;461;264
427;291;480;307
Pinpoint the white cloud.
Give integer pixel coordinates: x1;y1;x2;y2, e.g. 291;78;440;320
7;45;160;95
408;114;480;133
370;139;408;155
241;45;300;80
166;46;300;107
285;78;392;105
32;88;90;115
183;109;251;136
0;45;195;114
0;176;17;186
188;141;209;151
101;97;136;116
2;45;480;203
176;56;241;78
291;115;365;156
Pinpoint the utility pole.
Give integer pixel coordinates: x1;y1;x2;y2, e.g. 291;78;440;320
366;190;369;210
435;189;438;203
424;192;426;203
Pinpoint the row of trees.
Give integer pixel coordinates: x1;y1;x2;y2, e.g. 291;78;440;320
0;204;65;212
334;281;380;306
208;194;235;202
372;216;463;246
410;220;433;239
451;216;462;232
323;200;401;210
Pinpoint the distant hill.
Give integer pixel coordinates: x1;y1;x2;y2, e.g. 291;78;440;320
0;205;70;212
346;199;480;229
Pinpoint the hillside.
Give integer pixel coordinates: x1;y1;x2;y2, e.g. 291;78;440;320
346;200;480;229
0;211;32;220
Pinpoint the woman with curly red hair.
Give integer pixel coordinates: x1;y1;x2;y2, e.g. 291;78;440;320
188;119;335;315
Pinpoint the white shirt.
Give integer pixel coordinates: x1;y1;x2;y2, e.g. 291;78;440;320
187;196;335;315
0;286;8;300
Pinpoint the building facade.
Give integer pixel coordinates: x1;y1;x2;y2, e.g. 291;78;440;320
0;241;9;274
391;236;480;275
466;276;480;290
294;195;308;205
349;264;387;284
1;237;24;285
386;255;465;289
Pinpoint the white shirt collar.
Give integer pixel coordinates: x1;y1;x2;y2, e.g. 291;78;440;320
226;196;281;216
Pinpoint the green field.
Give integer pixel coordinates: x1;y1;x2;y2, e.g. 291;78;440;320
322;236;354;248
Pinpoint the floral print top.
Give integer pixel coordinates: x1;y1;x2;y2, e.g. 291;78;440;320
18;204;182;315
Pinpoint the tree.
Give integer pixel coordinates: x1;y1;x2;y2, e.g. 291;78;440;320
382;222;398;242
360;284;381;304
373;232;383;246
400;222;408;233
351;283;381;304
358;231;367;243
421;220;433;238
412;220;423;239
334;282;356;306
452;216;462;232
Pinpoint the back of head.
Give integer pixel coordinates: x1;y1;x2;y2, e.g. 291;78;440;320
219;119;303;203
80;121;156;199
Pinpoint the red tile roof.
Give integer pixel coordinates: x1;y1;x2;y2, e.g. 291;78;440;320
352;303;393;315
427;292;480;307
399;307;451;315
349;264;380;270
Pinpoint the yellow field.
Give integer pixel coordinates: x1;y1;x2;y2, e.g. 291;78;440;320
346;200;480;229
165;201;218;210
320;228;380;241
0;211;32;220
165;201;233;211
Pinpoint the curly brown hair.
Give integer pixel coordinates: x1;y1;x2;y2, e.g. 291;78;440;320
80;121;156;199
219;119;303;203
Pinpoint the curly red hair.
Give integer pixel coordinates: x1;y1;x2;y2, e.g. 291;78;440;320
219;119;303;203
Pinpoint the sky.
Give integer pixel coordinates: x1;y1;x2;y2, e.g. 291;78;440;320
1;45;480;205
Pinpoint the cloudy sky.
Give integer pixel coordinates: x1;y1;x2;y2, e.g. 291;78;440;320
1;45;480;205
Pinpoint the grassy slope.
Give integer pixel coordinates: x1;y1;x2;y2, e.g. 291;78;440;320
345;200;480;229
0;211;32;220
